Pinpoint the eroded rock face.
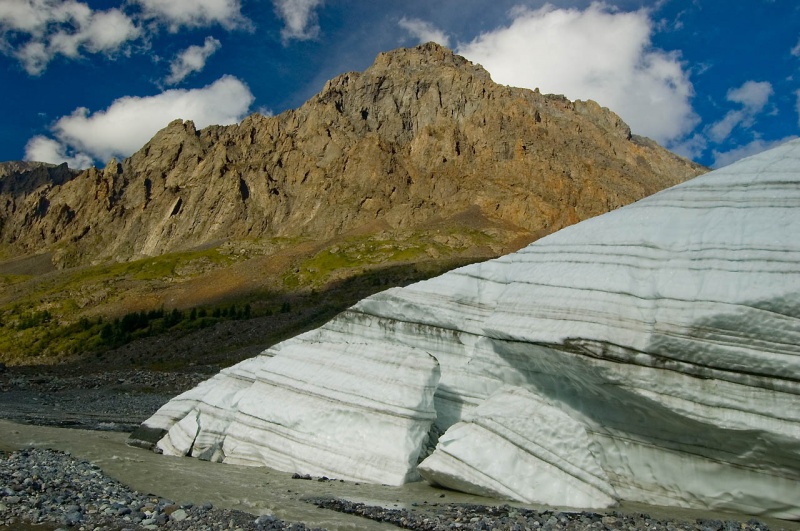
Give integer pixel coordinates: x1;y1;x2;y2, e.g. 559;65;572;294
135;139;800;519
1;43;704;267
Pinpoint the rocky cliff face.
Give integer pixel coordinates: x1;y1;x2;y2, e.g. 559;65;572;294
0;43;704;268
0;162;78;254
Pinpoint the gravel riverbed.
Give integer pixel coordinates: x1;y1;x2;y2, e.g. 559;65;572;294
1;446;792;531
310;498;775;531
0;367;210;432
0;447;319;530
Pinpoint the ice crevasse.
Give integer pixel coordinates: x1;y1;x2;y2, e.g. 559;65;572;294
131;139;800;519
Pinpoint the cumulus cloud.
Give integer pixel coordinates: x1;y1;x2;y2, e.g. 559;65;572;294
797;90;800;127
456;3;697;145
273;0;323;42
669;133;707;162
24;135;94;169
707;81;773;143
0;0;140;74
712;136;798;168
165;36;221;85
28;75;254;165
133;0;248;30
398;17;450;48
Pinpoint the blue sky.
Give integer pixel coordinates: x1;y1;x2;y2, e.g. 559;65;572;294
0;0;798;169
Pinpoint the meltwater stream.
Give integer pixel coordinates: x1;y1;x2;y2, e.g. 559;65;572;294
0;419;503;530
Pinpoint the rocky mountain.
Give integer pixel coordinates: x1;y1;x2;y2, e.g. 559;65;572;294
135;139;800;519
0;160;77;180
0;43;703;268
0;161;78;247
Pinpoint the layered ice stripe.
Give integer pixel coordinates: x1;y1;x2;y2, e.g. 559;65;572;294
218;330;441;484
140;324;441;485
418;386;618;509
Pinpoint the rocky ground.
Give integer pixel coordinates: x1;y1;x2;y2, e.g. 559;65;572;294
0;446;787;531
310;498;776;531
0;447;320;530
0;365;212;432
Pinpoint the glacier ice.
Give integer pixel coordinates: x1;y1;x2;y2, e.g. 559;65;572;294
417;386;618;509
138;322;441;485
134;139;800;518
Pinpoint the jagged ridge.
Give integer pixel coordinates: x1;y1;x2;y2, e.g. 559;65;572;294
0;42;704;268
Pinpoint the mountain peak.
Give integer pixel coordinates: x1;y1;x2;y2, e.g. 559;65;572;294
370;42;490;76
1;44;705;268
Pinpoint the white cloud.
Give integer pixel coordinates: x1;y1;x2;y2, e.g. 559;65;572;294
255;106;274;117
47;8;139;57
796;89;800;127
792;38;800;57
669;133;707;162
712;136;798;169
133;0;247;30
273;0;323;42
0;0;140;74
727;80;773;110
0;0;250;74
398;17;450;48
0;0;46;33
707;81;773;143
30;75;254;164
456;3;697;145
707;112;742;144
165;36;221;85
24;135;94;169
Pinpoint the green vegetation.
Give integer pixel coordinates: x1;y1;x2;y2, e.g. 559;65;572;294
0;230;498;366
95;304;253;347
64;247;232;287
0;273;33;287
0;301;280;362
283;228;492;289
0;247;242;363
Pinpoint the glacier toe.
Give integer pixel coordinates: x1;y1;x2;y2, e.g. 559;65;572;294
417;386;618;508
134;139;800;518
138;322;441;485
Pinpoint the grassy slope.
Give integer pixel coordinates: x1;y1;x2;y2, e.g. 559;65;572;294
0;222;527;369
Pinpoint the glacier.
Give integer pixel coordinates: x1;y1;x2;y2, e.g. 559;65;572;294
132;139;800;519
